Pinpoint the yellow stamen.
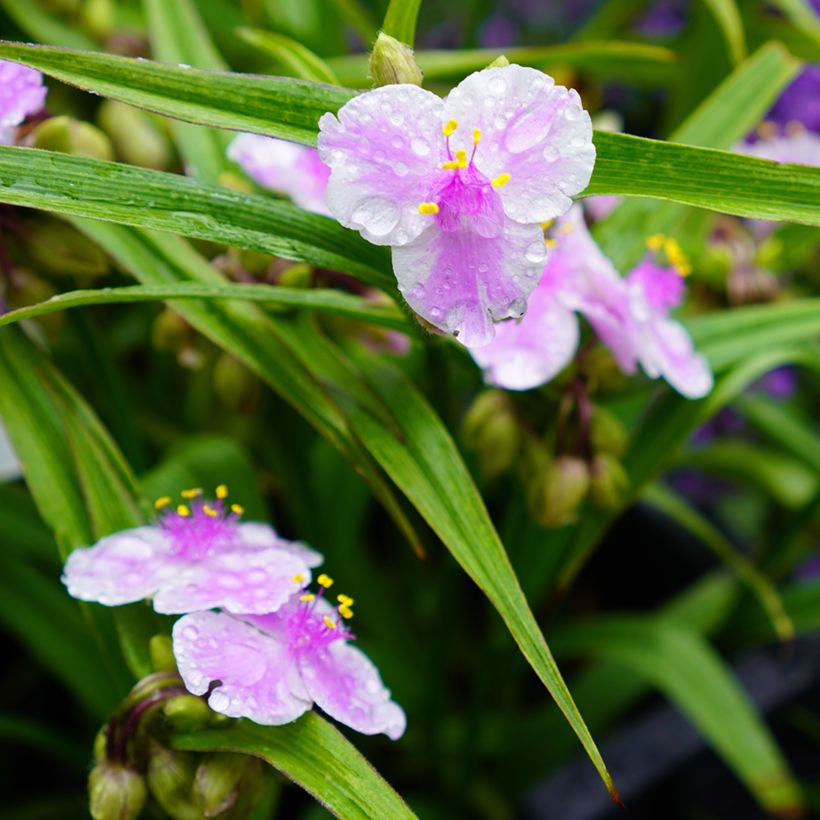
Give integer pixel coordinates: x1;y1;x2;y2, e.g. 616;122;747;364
558;223;575;235
202;505;218;518
663;237;691;277
418;202;439;215
545;238;557;249
491;173;510;187
181;488;201;499
177;504;190;517
442;119;458;137
473;128;481;144
540;219;555;231
785;119;805;137
215;484;229;499
230;503;244;515
646;233;665;251
455;149;467;166
323;616;337;630
299;593;315;602
757;120;778;140
441;159;461;170
317;573;334;588
154;496;172;510
337;594;354;606
292;574;305;583
338;605;354;619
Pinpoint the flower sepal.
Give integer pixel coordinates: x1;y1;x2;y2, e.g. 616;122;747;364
369;32;424;87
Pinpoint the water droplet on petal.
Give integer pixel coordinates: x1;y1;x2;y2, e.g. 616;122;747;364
488;75;507;95
543;145;559;161
394;161;409;177
351;197;400;236
411;137;430;157
525;241;548;264
210;690;229;711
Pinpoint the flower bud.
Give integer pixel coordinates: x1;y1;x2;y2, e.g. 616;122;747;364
193;753;249;817
149;634;177;673
82;0;115;39
88;762;146;820
30;116;115;161
462;390;521;481
151;309;190;353
20;216;109;279
588;453;629;511
589;407;628;459
277;263;313;288
146;741;201;820
97;100;171;170
530;455;590;528
369;32;423;87
485;55;510;68
9;269;63;338
163;694;213;733
213;353;259;412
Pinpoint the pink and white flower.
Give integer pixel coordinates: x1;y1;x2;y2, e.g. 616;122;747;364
172;584;406;739
62;488;321;615
0;60;47;145
737;129;820;168
472;208;713;398
228;133;331;215
318;64;595;348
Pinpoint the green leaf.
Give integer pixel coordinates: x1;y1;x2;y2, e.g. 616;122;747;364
175;715;416;820
0;146;391;289
551;616;803;814
596;41;801;269
703;0;747;65
0;283;409;333
585;129;820;225
382;0;423;46
328;41;679;85
767;0;820;49
325;0;378;44
237;28;340;84
642;483;793;640
144;0;231;184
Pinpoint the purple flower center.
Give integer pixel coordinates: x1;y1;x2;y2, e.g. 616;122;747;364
628;259;685;311
159;497;241;560
432;163;505;238
283;590;355;655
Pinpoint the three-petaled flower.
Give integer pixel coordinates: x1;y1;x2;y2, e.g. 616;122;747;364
318;64;595;347
473;207;713;398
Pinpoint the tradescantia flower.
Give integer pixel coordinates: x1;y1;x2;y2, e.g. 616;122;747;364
227;133;331;216
62;486;321;614
473;207;713;398
738;127;820;168
0;60;47;145
318;64;595;347
173;575;406;739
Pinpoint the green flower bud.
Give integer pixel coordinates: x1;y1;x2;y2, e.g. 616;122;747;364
88;762;147;820
530;455;590;528
163;694;213;733
213;353;259;412
462;391;521;481
152;309;190;353
193;753;250;817
369;32;423;87
97;100;171;170
755;235;784;271
485;55;510;68
149;634;177;673
589;453;629;511
10;269;63;338
20;216;109;279
82;0;115;39
30;116;114;161
277;263;313;288
146;741;202;820
589;407;628;459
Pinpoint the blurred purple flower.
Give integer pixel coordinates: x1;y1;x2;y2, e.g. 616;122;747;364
228;134;331;215
318;65;595;348
62;488;321;614
0;60;47;144
173;586;406;738
767;66;820;133
478;14;519;48
638;0;689;36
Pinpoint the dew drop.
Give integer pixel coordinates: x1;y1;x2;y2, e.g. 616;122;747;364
410;137;430;157
393;161;409;177
209;691;229;712
543;145;559;162
183;626;199;640
351;197;400;236
564;105;583;122
488;75;507;95
525;241;548;264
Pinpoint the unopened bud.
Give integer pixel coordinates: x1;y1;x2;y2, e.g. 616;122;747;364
149;634;177;673
583;346;626;393
370;32;423;87
277;263;313;288
194;753;250;817
213;353;259;412
89;762;146;820
21;216;108;279
98;100;171;170
462;390;521;481
82;0;115;39
30;116;114;161
588;453;628;511
146;741;200;820
10;269;63;338
530;455;590;527
163;694;213;733
485;55;510;68
152;309;189;353
589;407;628;458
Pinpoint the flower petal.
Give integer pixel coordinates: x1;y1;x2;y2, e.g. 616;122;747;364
392;216;546;348
0;61;47;129
644;318;714;399
299;641;406;739
235;522;324;568
444;64;595;224
173;611;311;725
61;526;174;606
471;276;579;390
153;548;311;615
318;84;445;246
227;134;331;215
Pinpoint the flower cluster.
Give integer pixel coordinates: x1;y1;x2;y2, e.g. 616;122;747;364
472;207;713;398
62;486;405;739
0;59;47;145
